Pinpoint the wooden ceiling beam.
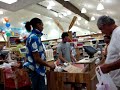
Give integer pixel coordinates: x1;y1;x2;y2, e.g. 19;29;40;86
56;0;90;21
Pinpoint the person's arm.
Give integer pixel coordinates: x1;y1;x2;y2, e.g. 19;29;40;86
32;52;54;69
30;36;55;69
70;50;76;62
101;32;120;73
101;60;120;73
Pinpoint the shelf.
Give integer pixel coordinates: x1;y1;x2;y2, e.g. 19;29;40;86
75;46;83;48
98;44;105;45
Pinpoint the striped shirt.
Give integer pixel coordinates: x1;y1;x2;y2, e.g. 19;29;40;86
24;29;46;76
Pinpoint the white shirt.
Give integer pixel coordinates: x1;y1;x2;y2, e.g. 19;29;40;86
106;26;120;87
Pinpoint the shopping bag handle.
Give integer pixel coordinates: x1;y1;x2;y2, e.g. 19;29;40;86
96;66;104;76
96;66;104;84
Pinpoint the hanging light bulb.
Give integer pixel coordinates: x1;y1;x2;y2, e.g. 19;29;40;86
76;21;80;26
78;17;81;20
0;11;3;14
54;12;58;17
58;14;63;18
81;8;87;13
2;18;6;24
67;10;72;15
85;21;88;24
87;27;90;29
47;5;52;10
49;0;55;6
63;13;67;16
91;16;95;21
64;0;70;1
97;3;104;10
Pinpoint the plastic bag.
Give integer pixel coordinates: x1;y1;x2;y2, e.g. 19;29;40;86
96;66;117;90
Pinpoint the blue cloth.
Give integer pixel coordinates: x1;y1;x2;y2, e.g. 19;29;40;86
23;29;46;76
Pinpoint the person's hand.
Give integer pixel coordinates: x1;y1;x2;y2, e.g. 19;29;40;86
49;64;55;71
100;64;111;73
72;59;77;63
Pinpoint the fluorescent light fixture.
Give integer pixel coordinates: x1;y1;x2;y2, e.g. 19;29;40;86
0;0;18;4
97;3;104;10
49;1;55;6
47;5;52;10
87;27;90;29
0;11;3;14
91;16;95;21
81;8;87;13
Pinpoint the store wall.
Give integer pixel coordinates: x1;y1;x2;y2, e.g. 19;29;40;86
0;16;91;41
41;19;91;41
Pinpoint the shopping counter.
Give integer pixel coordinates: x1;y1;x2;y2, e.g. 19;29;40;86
46;58;98;90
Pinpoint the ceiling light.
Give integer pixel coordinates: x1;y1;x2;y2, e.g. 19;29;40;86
2;18;6;24
20;22;25;27
47;5;52;10
3;20;6;24
63;13;67;16
91;16;95;21
35;13;40;15
54;13;58;17
58;14;63;18
85;21;88;24
78;17;81;20
97;3;104;10
76;21;80;26
67;11;72;15
19;35;23;39
49;1;55;6
64;0;70;1
37;14;41;15
81;8;87;13
0;0;17;4
0;11;3;14
87;27;90;29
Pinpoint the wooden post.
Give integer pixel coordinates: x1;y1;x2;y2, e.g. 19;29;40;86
68;31;72;41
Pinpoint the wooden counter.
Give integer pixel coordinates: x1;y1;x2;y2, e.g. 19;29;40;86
46;58;98;90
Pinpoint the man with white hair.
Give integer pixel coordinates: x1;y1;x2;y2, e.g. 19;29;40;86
97;15;120;89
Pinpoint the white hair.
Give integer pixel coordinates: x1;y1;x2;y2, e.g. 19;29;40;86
97;15;115;29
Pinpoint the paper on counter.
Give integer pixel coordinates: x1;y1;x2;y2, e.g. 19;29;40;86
76;58;94;64
63;65;82;73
